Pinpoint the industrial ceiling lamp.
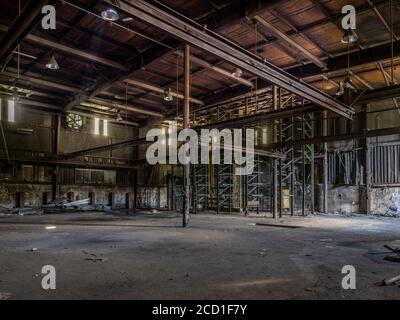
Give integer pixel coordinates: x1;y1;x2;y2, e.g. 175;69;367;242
341;30;358;44
344;77;356;91
232;67;243;78
116;111;123;122
164;88;173;102
101;7;119;21
46;54;59;70
335;82;345;96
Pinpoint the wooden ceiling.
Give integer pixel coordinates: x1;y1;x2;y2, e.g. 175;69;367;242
0;0;399;124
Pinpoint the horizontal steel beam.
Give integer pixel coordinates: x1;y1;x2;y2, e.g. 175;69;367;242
15;98;140;126
112;0;353;119
254;15;327;68
272;126;400;148
195;104;318;130
89;97;164;117
63;137;147;159
0;24;126;70
175;50;254;88
124;78;204;105
358;84;400;103
63;136;285;160
0;71;82;93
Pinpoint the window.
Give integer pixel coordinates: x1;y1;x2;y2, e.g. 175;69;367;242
8;100;15;122
262;128;268;145
103;120;108;136
0;100;15;122
94;118;109;136
66;113;84;130
94;118;100;135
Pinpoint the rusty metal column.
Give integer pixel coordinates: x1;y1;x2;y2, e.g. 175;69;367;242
363;104;372;214
323;111;328;213
272;86;279;219
183;44;191;227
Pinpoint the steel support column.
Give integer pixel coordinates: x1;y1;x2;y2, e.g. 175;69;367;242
322;110;329;213
183;44;191;227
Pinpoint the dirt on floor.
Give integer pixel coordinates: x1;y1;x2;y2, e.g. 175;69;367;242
0;211;399;300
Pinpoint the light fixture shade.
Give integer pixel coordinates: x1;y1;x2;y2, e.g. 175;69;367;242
336;82;345;96
232;67;243;78
116;112;123;122
341;31;358;44
164;88;173;102
102;8;119;21
344;78;356;90
46;54;59;70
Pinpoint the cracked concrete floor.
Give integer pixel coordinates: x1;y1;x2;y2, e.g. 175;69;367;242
0;212;399;300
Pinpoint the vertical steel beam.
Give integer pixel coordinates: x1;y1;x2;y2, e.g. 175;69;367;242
52;114;61;202
323;110;329;213
183;44;191;227
363;104;372;214
272;86;279;219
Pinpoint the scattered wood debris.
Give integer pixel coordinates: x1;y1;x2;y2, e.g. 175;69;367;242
383;244;400;263
255;223;301;229
384;255;400;263
379;274;400;286
83;251;109;263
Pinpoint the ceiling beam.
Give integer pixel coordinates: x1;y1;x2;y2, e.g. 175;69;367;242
89;97;164;117
0;71;82;93
358;84;400;103
367;0;400;41
206;39;400;106
0;0;57;66
112;0;352;119
254;15;327;69
26;33;126;71
0;24;127;70
124;78;204;105
269;8;332;59
175;50;254;88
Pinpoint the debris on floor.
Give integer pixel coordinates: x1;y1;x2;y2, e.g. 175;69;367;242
255;223;301;229
378;274;400;286
383;245;400;263
384;255;400;263
0;292;12;300
83;251;109;263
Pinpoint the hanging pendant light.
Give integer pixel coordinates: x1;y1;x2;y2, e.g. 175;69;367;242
116;111;123;122
344;77;356;90
341;30;358;44
164;88;173;102
336;82;345;96
232;67;243;78
46;54;59;70
101;8;119;21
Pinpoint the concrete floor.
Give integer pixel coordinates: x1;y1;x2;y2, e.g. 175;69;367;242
0;211;399;300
